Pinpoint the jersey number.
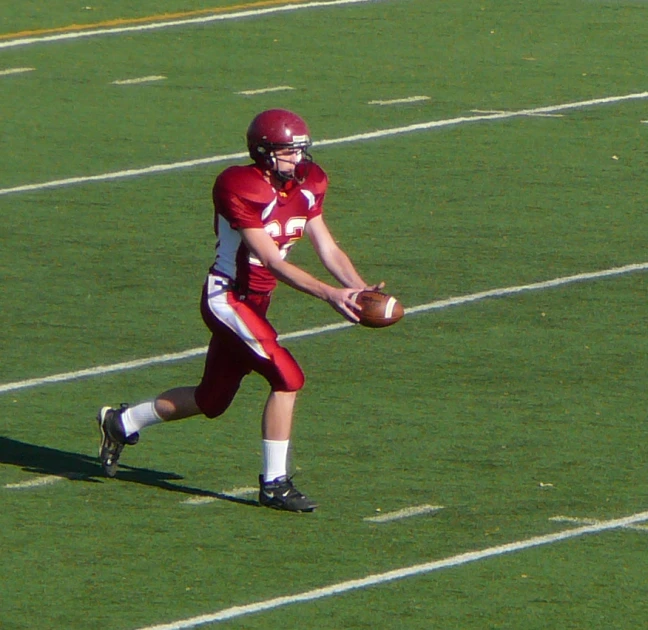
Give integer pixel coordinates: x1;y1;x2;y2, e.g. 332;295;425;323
249;217;307;266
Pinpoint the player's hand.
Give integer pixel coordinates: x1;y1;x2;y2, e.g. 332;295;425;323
325;287;362;323
363;281;385;292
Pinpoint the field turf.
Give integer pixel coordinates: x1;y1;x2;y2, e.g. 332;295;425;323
1;1;647;628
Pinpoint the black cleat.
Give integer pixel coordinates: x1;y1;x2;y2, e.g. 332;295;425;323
96;404;139;477
258;475;318;513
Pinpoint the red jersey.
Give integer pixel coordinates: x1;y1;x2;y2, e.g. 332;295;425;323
210;162;328;294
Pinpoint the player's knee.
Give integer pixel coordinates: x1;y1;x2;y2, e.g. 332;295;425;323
282;368;305;392
198;397;233;419
194;386;238;419
267;366;304;392
269;348;305;392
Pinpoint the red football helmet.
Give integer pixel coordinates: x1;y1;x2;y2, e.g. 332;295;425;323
246;109;313;182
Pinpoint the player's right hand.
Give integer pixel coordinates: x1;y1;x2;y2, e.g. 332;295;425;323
326;287;362;323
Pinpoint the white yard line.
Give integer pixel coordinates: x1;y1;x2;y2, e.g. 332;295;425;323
368;95;430;105
364;504;444;523
236;85;294;95
5;475;66;489
5;471;258;498
471;108;563;118
112;75;166;85
403;262;648;315
0;151;248;197
550;515;648;532
0;346;209;394
0;0;374;50
182;487;257;505
4;472;83;489
2;90;646;198
133;509;648;629
1;261;647;395
0;66;35;76
183;497;220;505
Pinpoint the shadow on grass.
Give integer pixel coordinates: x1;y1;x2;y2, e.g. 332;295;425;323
0;436;258;507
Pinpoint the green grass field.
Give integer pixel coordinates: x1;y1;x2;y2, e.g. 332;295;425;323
2;1;648;628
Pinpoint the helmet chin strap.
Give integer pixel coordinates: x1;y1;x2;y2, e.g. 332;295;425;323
269;151;311;184
271;157;294;182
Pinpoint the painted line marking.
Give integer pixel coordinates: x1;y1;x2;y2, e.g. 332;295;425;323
3;468;259;498
5;475;64;489
236;85;294;95
0;0;373;50
364;504;444;523
1;261;647;395
0;66;35;76
182;486;257;505
2;89;646;198
550;515;648;532
112;75;166;85
4;472;83;489
183;497;220;505
368;95;430;106
133;509;648;629
470;108;563;118
0;0;311;39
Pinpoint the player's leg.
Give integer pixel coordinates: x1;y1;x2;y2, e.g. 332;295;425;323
258;389;318;512
96;388;201;477
155;387;202;420
262;389;296;441
203;290;318;512
257;388;317;512
98;330;245;478
261;390;295;480
96;279;240;477
96;404;142;478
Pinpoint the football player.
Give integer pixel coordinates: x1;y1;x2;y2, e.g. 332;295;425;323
97;108;382;512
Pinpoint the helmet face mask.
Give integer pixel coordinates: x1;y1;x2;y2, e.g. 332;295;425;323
247;109;313;183
267;146;313;182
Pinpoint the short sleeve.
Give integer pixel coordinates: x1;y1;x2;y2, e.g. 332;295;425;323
214;188;264;230
212;166;270;230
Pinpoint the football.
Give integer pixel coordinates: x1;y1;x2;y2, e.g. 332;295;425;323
353;290;404;328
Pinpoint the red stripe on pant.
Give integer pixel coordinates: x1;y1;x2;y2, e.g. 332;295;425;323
195;285;304;419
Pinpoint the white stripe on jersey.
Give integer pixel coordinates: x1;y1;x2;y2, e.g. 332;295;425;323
300;189;316;209
205;275;270;360
261;198;277;221
213;215;242;279
214;198;278;274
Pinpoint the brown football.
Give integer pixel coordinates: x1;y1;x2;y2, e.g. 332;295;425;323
354;290;404;328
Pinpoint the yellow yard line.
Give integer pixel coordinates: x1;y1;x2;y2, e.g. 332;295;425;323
0;0;308;40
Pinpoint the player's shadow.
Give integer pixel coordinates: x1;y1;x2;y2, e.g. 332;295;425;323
0;436;258;507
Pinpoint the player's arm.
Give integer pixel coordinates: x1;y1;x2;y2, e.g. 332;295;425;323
240;226;360;322
305;215;382;290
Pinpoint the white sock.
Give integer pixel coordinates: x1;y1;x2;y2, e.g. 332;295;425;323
262;439;290;482
121;401;163;437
